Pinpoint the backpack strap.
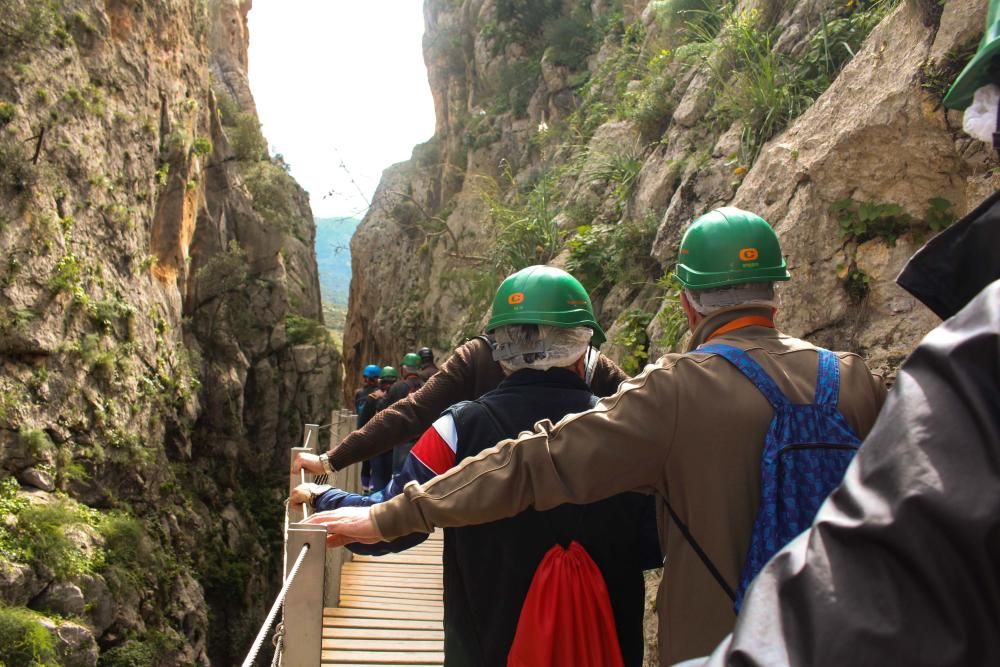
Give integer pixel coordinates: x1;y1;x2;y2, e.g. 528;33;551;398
813;349;841;407
696;343;791;410
663;501;736;603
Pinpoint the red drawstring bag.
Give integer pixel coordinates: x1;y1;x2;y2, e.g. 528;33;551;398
507;541;625;667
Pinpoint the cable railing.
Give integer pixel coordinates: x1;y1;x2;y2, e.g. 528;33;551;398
241;410;360;666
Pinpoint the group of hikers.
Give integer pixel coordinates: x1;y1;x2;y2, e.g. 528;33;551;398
287;15;1000;667
349;347;438;494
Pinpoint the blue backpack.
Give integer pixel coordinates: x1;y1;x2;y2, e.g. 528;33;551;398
666;343;862;612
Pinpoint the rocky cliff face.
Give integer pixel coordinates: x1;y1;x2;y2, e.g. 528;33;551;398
344;2;994;661
344;0;996;393
0;0;339;664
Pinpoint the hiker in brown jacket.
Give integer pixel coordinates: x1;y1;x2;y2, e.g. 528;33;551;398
293;326;629;477
305;208;887;665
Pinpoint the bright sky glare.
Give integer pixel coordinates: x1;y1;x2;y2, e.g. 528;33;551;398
247;1;436;219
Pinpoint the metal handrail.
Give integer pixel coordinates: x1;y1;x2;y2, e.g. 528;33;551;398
240;543;311;667
239;413;360;667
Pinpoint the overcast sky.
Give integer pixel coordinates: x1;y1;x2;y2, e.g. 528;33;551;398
247;1;436;219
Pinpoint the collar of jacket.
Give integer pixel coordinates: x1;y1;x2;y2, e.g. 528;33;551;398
498;367;589;391
686;305;778;350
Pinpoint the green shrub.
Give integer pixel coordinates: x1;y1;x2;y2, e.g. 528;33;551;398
17;427;53;460
543;13;597;69
0;101;15;126
195;241;248;297
567;214;659;292
831;198;912;245
612;309;654;375
583;148;643;214
228;112;267;161
924;196;956;232
700;0;897;164
191;137;213;156
491;59;541;116
623;49;677;139
100;513;149;568
921;39;979;101
482;165;561;275
97;630;183;667
0;605;58;667
0;1;62;55
285;315;329;346
240;160;304;232
0;477;101;578
49;251;83;293
655;272;689;351
843;266;870;303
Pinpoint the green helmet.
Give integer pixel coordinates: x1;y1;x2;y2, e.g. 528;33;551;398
943;0;1000;110
675;207;790;290
379;366;399;381
485;265;606;346
400;353;421;369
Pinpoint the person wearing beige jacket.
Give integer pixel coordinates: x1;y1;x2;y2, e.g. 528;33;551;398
306;208;887;665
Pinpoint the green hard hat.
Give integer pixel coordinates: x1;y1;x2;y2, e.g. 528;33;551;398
675;207;790;290
485;265;606;346
400;353;421;368
944;0;1000;109
379;366;399;381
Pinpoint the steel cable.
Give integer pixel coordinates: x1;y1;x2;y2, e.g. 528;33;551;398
240;543;310;667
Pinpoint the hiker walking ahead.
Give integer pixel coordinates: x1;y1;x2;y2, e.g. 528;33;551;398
306;208;888;665
296;295;629;480
377;353;425;481
417;346;439;381
296;266;659;666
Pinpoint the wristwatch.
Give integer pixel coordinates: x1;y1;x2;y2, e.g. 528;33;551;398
318;452;334;475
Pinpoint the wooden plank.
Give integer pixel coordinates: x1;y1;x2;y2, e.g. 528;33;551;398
323;616;442;631
351;555;441;565
341;576;442;589
321;649;444;664
323;664;441;667
341;582;442;594
343;563;443;578
324;627;443;640
340;588;442;601
338;599;442;613
322;638;443;651
324;607;442;621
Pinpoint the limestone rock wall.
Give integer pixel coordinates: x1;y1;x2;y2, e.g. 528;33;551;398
345;3;995;661
0;0;339;664
345;0;997;398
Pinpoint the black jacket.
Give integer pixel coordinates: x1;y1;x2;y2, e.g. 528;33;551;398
441;368;660;667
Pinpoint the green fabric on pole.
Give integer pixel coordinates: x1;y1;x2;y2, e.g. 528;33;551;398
943;0;1000;110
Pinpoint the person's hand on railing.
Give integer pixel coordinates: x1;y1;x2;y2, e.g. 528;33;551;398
290;483;331;507
304;506;382;548
291;451;325;475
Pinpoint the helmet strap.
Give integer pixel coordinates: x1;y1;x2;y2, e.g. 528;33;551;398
584;346;596;386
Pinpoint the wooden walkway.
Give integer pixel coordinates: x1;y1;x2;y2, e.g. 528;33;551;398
322;532;444;666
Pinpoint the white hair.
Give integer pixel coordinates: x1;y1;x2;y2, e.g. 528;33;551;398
684;282;776;315
492;324;592;373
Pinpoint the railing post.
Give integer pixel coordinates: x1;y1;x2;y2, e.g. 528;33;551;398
289;424;320;522
282;524;327;667
323;410;356;609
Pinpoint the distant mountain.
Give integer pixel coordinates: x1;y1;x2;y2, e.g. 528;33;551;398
315;216;360;306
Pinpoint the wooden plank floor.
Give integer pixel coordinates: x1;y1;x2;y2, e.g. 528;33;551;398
322;532;444;666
